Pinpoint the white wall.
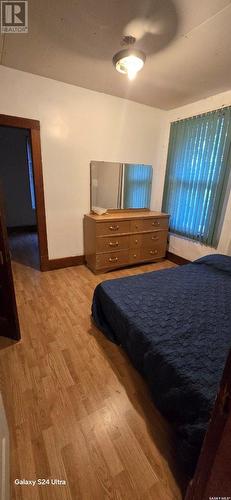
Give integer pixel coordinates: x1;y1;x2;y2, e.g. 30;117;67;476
161;90;231;260
0;65;166;259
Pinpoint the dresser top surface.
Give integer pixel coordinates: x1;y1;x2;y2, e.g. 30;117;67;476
85;210;169;222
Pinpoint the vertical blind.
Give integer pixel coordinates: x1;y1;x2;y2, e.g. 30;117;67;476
26;138;36;210
162;106;231;247
123;164;152;209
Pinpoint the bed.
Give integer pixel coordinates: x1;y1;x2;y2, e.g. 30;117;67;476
92;254;231;475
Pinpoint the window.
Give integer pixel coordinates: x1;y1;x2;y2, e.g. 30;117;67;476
162;106;231;247
26;138;36;210
123;164;152;209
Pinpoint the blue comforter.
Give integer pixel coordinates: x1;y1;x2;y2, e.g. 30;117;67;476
92;254;231;474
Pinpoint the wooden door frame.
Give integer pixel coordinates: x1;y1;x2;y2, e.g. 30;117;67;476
0;113;49;271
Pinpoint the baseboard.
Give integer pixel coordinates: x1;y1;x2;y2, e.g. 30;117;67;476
47;255;85;270
166;251;190;266
7;225;37;234
45;252;189;271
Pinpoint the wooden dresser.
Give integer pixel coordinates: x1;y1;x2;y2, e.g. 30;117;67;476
84;210;169;273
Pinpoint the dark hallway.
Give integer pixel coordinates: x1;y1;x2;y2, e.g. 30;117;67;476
8;229;39;270
0;126;40;270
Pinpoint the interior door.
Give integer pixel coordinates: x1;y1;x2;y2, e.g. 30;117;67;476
0;185;20;340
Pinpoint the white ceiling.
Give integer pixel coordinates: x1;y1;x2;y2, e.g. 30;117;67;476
1;0;231;109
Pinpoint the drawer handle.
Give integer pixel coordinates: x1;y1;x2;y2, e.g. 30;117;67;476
150;250;158;255
109;257;118;262
135;239;138;244
133;254;137;258
109;241;119;247
151;236;159;241
152;221;160;226
109;225;119;231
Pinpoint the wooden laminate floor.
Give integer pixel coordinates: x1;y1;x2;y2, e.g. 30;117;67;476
0;259;186;500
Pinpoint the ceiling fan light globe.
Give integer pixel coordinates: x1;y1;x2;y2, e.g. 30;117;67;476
113;49;146;80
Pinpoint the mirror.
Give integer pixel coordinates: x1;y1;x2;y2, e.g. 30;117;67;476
90;161;153;211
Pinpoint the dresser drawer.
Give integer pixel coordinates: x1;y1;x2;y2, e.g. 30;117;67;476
129;234;143;247
96;235;129;253
96;250;129;269
141;217;169;231
129;248;141;263
141;245;166;261
96;220;130;236
130;219;144;232
142;231;168;248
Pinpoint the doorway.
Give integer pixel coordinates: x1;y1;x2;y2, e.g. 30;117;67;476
0;114;48;271
0;126;39;269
